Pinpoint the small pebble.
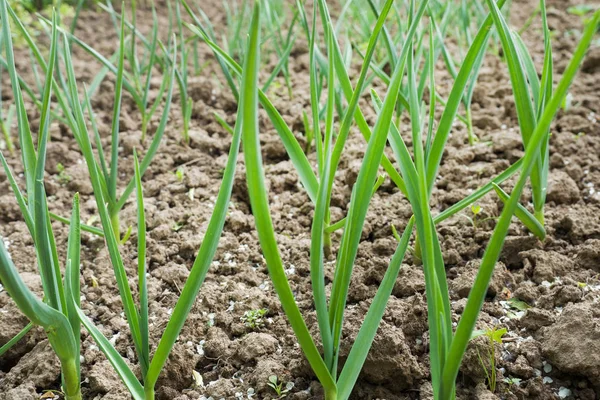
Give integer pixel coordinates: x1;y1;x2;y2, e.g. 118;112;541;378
558;387;572;399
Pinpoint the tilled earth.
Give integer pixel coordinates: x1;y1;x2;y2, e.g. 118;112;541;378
1;0;600;399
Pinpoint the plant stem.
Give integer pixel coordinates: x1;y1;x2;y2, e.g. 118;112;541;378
466;107;478;146
413;235;422;261
110;209;120;243
144;384;155;400
182;121;189;146
1;120;14;156
324;386;337;400
61;358;82;400
141;116;148;142
324;209;332;257
534;208;544;226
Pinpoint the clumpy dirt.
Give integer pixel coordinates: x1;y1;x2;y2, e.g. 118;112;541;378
1;0;600;399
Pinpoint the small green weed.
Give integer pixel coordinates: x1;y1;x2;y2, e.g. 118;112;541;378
241;308;267;330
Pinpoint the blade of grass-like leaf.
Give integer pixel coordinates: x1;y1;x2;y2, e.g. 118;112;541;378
239;3;336;396
425;21;436;160
262;28;295;94
308;0;323;172
114;45;176;212
439;11;600;399
337;218;414;400
4;4;99;143
213;112;234;135
144;10;246;394
70;301;145;399
426;0;508;195
0;239;80;398
33;12;63;312
65;194;81;379
483;0;546;223
83;90;110;184
184;21;319;202
367;0;397;68
316;0;408;197
133;150;150;380
48;212;104;237
328;0;430;376
492;183;545;240
142;3;159;110
535;0;553;220
108;11;127;238
0;152;34;234
408;44;451;397
1;1;36;211
62;33;143;366
0;322;33;357
32;13;143;110
310;23;336;372
180;0;239;100
512;31;541;112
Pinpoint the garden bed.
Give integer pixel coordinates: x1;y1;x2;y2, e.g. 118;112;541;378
1;0;600;399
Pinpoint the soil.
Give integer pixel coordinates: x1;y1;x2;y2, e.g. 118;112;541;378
1;0;600;399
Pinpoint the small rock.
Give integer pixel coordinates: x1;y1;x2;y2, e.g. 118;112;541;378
575;239;600;273
542;303;600;385
452;260;514;298
520;308;555;331
251;359;288;394
236;333;278;363
554;285;583;306
582;47;600;73
558;387;572;399
204;327;233;359
547;170;580;205
507;355;535;379
0;341;59;393
88;359;123;393
473;114;501;130
521;250;571;284
519;340;543;369
359;322;425;391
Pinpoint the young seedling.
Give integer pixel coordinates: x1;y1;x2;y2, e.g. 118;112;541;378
100;0;171;142
461;204;498;230
204;2;597;400
56;163;72;185
472;327;507;393
241;308;268;330
0;46;15;155
238;1;418;398
487;0;555;226
55;3;259;398
0;9;82;398
3;1;175;242
267;375;294;399
175;166;185;182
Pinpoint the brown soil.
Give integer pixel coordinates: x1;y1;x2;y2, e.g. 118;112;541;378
1;0;600;399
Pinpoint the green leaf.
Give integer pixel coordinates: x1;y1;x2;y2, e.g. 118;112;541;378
65;194;81;378
492;183;545;240
69;300;145;400
238;3;336;396
133;150;150;380
439;10;600;399
0;322;33;357
337;219;414;400
507;297;531;311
